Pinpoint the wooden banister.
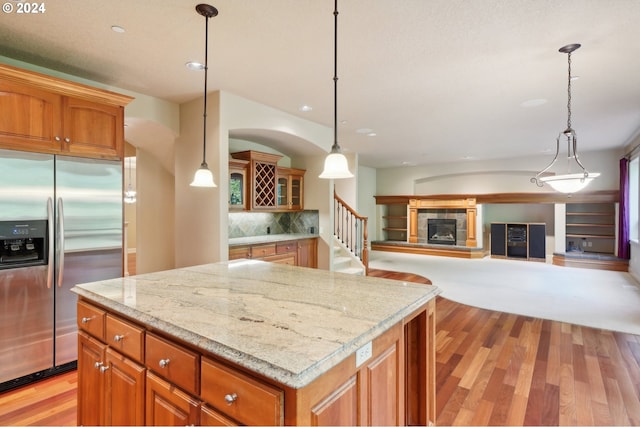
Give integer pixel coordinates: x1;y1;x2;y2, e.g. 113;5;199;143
334;190;369;275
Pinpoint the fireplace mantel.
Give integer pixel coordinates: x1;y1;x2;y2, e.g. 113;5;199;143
407;197;477;247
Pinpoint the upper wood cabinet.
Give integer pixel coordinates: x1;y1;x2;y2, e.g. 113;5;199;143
229;159;249;210
230;150;306;212
231;151;281;210
277;167;305;211
0;63;133;160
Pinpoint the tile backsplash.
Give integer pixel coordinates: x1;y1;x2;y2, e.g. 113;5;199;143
228;210;319;238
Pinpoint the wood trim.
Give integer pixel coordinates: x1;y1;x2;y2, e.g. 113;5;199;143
0;63;133;107
375;191;619;205
552;255;629;271
371;242;486;259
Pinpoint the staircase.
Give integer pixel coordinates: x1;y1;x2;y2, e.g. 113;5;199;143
332;236;366;275
332;190;369;275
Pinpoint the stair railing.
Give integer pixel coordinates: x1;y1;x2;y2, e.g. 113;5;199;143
334;190;368;275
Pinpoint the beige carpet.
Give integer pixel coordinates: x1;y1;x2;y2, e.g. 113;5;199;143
369;250;640;336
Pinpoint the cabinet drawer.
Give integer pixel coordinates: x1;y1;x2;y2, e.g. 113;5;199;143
106;314;144;363
228;246;250;260
77;300;105;340
276;241;296;254
201;357;283;426
145;333;199;395
250;243;276;258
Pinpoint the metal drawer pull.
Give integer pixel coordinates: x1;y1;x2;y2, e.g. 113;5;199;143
113;334;124;342
94;361;103;369
81;317;92;324
100;366;110;373
159;358;170;368
224;393;238;405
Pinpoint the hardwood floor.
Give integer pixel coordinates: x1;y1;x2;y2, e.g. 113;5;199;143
1;269;639;426
0;370;77;426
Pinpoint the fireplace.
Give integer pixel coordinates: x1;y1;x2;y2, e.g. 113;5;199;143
427;219;456;245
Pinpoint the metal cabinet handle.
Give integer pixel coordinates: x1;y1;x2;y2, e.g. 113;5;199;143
64;137;70;143
224;393;238;405
100;366;110;373
94;361;103;369
113;334;124;342
55;136;61;141
159;358;170;368
81;317;92;324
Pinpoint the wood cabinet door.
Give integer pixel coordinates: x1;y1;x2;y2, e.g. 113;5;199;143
289;174;303;210
200;404;238;426
251;160;278;209
362;342;402;426
145;372;200;426
0;79;63;153
310;376;358;426
105;348;146;426
77;331;106;426
297;238;318;268
62;96;123;159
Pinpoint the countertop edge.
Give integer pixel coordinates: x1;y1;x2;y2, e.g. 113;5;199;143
71;284;441;389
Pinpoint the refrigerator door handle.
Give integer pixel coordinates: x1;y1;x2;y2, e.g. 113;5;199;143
46;197;54;289
57;197;65;288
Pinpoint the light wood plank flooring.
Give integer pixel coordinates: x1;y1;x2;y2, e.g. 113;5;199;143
1;269;639;426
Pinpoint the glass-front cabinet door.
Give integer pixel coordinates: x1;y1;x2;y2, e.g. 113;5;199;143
290;175;302;210
277;175;288;208
229;160;248;210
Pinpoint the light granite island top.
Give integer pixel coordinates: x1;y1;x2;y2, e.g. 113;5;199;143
71;260;439;389
73;260;441;426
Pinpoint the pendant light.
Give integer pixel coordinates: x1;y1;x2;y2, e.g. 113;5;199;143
531;43;599;194
319;0;354;179
190;4;218;187
124;156;136;204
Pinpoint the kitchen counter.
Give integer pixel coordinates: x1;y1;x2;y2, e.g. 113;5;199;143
71;260;439;389
228;233;317;246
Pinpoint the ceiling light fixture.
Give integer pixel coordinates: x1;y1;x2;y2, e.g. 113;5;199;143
319;0;354;179
186;61;205;70
124;157;137;204
190;3;218;188
531;43;599;194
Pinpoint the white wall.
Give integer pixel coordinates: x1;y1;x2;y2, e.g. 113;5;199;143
376;148;622;195
357;165;377;248
136;148;176;274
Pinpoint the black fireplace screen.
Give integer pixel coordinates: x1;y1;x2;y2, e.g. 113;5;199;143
427;219;456;245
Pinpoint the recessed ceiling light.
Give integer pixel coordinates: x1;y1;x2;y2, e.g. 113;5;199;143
340;120;348;125
401;161;416;166
461;155;474;160
521;98;547;108
299;105;313;112
367;132;377;137
111;25;125;33
356;128;373;134
570;75;580;81
186;61;204;70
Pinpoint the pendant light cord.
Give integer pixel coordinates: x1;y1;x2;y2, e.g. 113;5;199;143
566;50;572;131
332;0;339;151
201;14;210;166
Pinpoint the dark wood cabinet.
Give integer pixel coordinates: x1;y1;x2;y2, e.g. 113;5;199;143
491;222;546;261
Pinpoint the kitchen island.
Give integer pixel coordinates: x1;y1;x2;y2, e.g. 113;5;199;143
72;260;440;426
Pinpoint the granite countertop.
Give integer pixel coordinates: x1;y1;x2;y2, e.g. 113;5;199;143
228;233;317;246
71;260;440;389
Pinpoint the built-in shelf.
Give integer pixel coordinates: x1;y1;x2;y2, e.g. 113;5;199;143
565;203;616;255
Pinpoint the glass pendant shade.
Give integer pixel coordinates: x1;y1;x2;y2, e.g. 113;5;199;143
319;151;354;179
124;186;137;204
190;163;216;187
539;172;600;194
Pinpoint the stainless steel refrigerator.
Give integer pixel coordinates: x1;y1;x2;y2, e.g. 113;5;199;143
0;148;123;391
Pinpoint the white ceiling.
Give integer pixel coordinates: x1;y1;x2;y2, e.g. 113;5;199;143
2;0;640;169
